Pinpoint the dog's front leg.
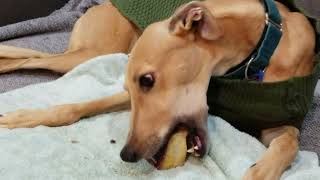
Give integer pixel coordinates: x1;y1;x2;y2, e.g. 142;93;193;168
0;92;130;129
243;126;299;180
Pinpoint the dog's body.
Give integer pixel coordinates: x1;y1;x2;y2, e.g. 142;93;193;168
0;0;317;179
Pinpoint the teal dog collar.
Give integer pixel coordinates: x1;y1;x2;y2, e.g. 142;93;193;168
224;0;283;81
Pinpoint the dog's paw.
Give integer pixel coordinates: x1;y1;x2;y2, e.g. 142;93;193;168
0;109;42;129
0;106;81;129
243;162;281;180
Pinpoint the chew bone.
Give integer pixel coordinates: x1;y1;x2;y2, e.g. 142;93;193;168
157;128;188;170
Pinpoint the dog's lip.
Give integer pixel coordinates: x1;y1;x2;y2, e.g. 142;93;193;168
146;124;206;168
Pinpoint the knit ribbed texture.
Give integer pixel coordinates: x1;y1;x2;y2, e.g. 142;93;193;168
207;55;320;136
110;0;199;30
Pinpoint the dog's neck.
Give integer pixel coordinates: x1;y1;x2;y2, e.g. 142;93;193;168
204;0;270;76
224;0;283;80
206;0;315;82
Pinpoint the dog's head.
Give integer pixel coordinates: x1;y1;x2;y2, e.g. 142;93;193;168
120;1;242;165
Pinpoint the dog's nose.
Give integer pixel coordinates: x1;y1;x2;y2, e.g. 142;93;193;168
120;146;140;162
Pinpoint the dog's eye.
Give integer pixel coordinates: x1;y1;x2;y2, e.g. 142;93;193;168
139;73;155;91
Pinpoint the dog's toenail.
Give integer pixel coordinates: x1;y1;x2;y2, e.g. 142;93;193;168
250;163;257;168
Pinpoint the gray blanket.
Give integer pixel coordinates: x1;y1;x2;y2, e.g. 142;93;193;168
0;0;104;93
0;0;319;160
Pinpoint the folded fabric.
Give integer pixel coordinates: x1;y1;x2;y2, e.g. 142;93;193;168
0;54;319;179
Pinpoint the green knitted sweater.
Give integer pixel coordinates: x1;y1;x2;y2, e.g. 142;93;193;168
110;0;196;30
207;57;320;136
110;0;320;136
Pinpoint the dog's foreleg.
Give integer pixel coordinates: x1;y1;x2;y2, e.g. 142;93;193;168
0;92;130;129
0;45;50;59
243;126;299;180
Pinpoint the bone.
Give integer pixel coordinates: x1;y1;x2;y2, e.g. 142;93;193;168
157;128;188;170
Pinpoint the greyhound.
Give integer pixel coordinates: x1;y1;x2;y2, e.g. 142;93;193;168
0;0;317;179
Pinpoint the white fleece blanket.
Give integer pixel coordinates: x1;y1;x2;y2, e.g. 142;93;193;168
0;54;319;180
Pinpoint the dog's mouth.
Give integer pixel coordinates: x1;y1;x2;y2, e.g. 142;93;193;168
146;123;206;169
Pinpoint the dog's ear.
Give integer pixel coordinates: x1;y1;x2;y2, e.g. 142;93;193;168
169;1;223;41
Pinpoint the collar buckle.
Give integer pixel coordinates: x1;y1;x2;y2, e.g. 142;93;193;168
265;13;283;31
244;56;256;79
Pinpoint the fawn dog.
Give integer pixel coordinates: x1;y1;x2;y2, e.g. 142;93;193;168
0;0;317;179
